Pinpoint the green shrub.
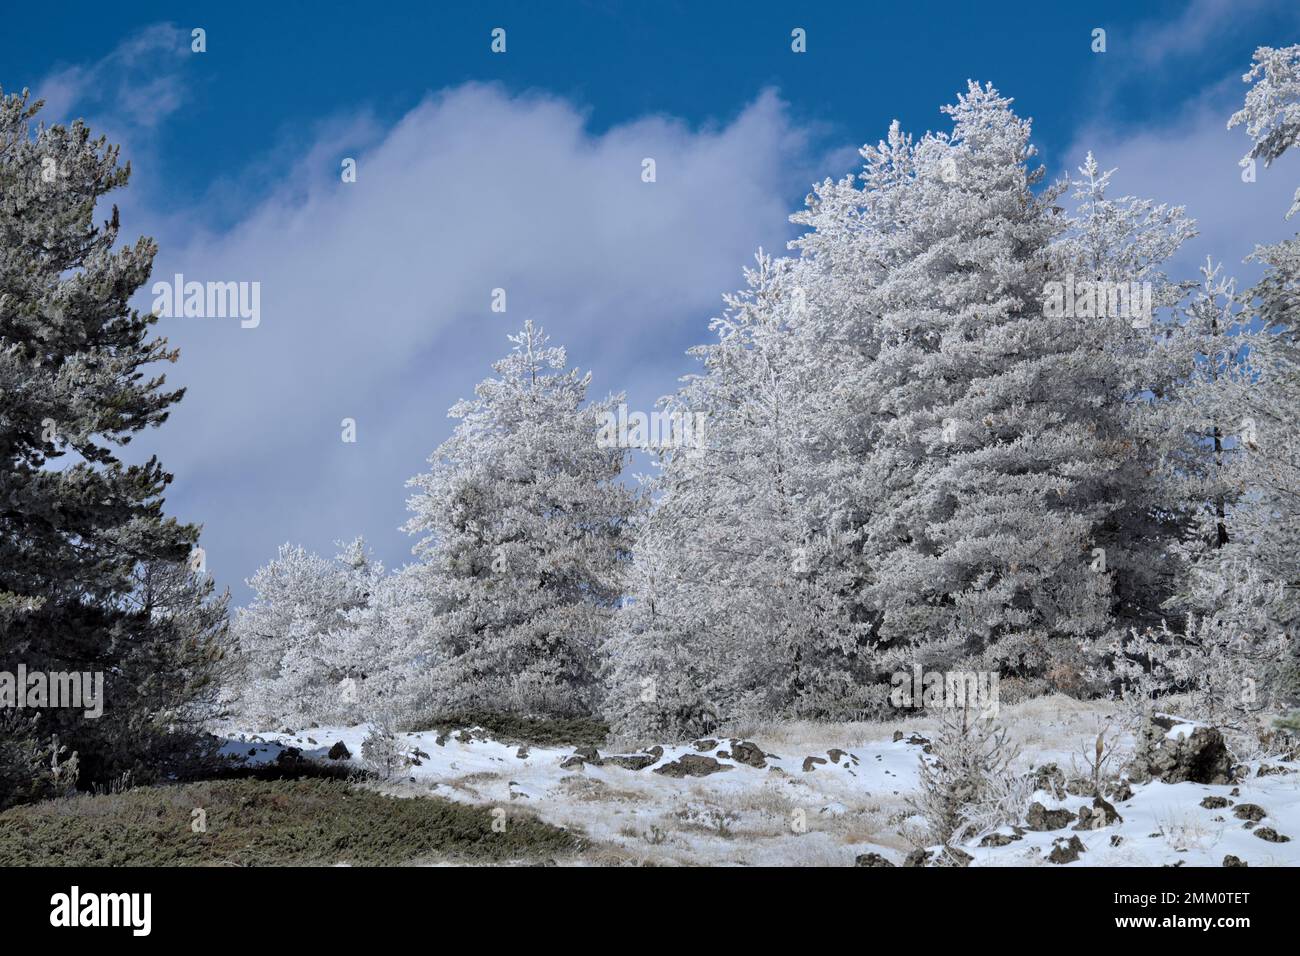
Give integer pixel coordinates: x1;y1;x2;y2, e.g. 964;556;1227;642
0;778;581;866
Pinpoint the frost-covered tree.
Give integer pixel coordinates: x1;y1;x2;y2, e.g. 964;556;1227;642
406;321;640;718
1230;44;1300;218
1051;154;1199;642
605;255;876;738
0;88;216;793
1236;242;1300;653
1159;262;1259;625
231;538;380;728
905;706;1026;854
1207;44;1300;705
337;561;447;727
847;85;1136;680
610;85;1212;737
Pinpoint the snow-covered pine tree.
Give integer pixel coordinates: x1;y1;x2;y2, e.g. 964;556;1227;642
337;561;447;727
605;254;875;738
405;321;640;719
847;84;1123;682
1051;153;1198;646
1220;44;1300;704
1230;44;1300;219
1160;261;1259;624
1115;45;1300;733
231;538;378;728
0;88;219;793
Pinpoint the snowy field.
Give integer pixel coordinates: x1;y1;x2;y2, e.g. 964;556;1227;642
219;696;1300;867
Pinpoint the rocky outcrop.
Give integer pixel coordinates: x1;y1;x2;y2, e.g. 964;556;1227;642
604;753;657;771
902;848;931;867
979;830;1022;847
1048;835;1086;864
1031;763;1067;799
1074;795;1122;830
652;754;732;778
1233;803;1267;822
1127;718;1234;785
327;741;351;760
729;741;768;768
1026;801;1076;831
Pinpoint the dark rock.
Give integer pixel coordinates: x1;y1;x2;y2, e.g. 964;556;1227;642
1075;795;1122;830
1128;721;1233;785
1109;834;1123;847
692;739;718;752
327;741;351;760
1233;803;1267;822
802;755;828;772
827;748;848;765
652;754;732;778
892;731;904;742
1031;763;1067;798
573;745;602;764
729;740;767;768
1026;801;1076;831
1254;827;1290;843
559;755;586;770
516;745;530;759
605;753;657;771
1200;796;1230;809
902;848;931;867
644;745;664;760
1110;780;1134;802
1257;764;1297;776
1048;835;1086;864
979;831;1021;847
854;852;895;867
1223;855;1248;867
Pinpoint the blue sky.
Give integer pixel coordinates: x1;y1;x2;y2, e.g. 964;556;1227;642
4;1;1298;602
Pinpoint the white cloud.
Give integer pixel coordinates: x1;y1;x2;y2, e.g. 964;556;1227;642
1067;72;1299;286
134;83;824;595
35;23;189;132
1132;0;1274;68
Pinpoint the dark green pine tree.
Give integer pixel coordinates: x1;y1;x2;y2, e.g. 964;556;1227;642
0;88;228;804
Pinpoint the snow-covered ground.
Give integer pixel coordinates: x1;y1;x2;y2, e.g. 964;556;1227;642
217;695;1300;866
